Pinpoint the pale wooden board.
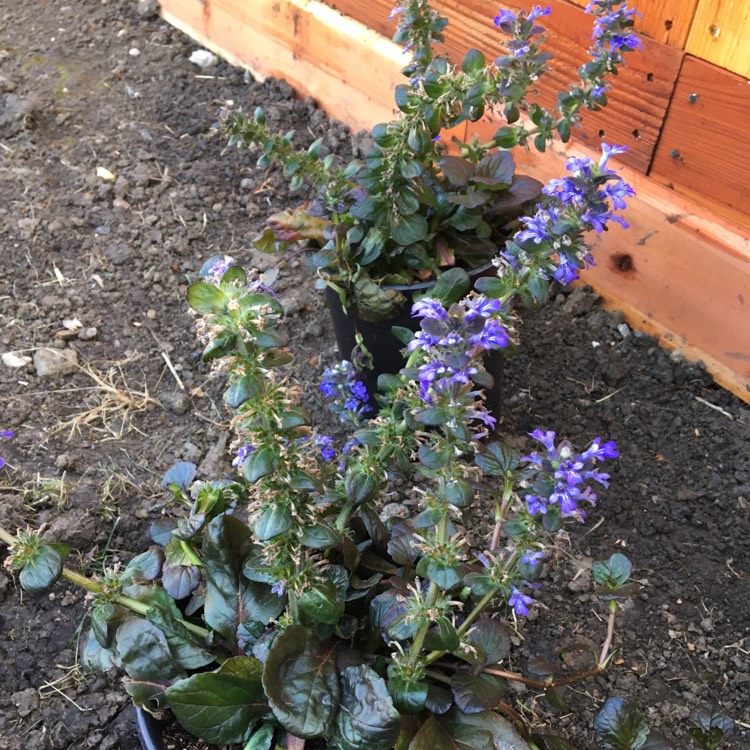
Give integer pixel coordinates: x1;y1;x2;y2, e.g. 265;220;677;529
324;0;683;173
565;0;699;48
686;0;750;77
159;0;750;400
650;56;750;232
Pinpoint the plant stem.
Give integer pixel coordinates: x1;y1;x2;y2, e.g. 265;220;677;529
334;500;355;532
408;514;449;666
0;525;210;639
179;540;203;567
598;600;618;668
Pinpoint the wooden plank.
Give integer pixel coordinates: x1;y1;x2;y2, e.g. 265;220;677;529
686;0;750;77
565;0;699;48
158;0;750;400
160;0;407;132
650;56;750;231
324;0;683;173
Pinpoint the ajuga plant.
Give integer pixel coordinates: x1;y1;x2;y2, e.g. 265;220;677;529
222;0;639;322
1;255;635;750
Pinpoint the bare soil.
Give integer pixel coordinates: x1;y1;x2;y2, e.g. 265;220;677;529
0;1;748;749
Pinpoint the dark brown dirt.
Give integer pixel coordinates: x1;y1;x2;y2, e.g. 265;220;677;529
0;1;747;749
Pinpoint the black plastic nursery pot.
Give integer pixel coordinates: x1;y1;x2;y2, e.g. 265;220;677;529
135;707;164;750
324;270;505;420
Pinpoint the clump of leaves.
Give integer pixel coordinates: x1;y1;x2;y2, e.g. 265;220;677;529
222;0;639;321
688;705;735;750
594;698;675;750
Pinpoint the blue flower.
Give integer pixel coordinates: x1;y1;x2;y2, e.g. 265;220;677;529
206;255;234;284
271;580;285;597
315;435;336;462
509;586;533;616
494;9;517;27
522;550;545;567
320;361;372;425
232;444;255;467
411;298;449;321
0;428;13;469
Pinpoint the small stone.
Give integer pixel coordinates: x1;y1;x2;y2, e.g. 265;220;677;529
616;323;631;339
55;453;80;472
146;309;157;319
2;351;32;368
104;241;132;264
189;49;219;68
11;689;39;718
78;327;98;341
33;347;79;377
182;442;202;462
128;47;141;57
159;390;190;415
135;0;159;17
562;286;600;316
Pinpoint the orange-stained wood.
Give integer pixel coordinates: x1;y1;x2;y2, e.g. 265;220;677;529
650;56;750;232
324;0;683;173
565;0;700;48
686;0;750;77
160;0;406;132
158;0;750;400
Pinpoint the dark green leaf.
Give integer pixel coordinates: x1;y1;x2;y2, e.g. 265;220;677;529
161;461;197;491
124;548;164;582
331;665;400;750
390;213;428;245
262;625;340;738
463;619;511;667
389;674;428;715
19;544;65;594
461;48;485;74
430;268;470;306
441;478;474;508
391;326;415;346
225;373;263;408
300;523;341;549
203;515;283;641
114;619;186;683
473;276;506;299
161;562;201;600
408;708;525;750
245;723;276;750
166;657;268;745
345;468;380;505
243;447;279;484
146;608;215;670
426;685;453;715
255;504;293;540
594;697;649;750
150;518;178;546
82;628;116;672
493;126;520;149
299;578;345;625
451;670;506;714
186;282;228;315
126;681;168;714
202;333;237;361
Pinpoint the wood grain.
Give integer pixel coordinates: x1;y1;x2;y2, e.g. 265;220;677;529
323;0;682;173
158;0;750;400
650;56;750;231
565;0;700;48
686;0;750;77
